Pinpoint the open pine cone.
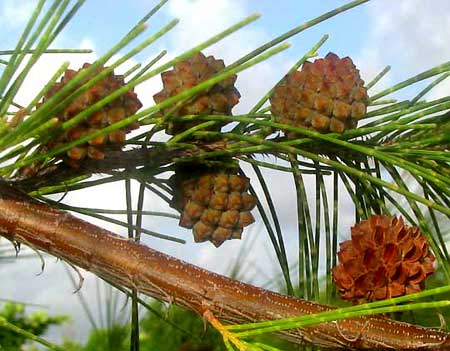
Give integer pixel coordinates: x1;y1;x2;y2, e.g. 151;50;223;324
270;52;368;138
332;215;435;304
153;52;240;135
171;170;257;247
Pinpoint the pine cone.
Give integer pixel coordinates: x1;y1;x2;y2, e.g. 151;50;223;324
270;52;368;138
153;52;240;135
332;215;435;304
171;170;257;247
28;63;142;172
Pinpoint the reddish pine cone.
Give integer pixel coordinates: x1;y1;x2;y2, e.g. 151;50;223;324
172;172;257;247
44;63;142;166
153;52;240;135
332;215;435;304
270;52;368;137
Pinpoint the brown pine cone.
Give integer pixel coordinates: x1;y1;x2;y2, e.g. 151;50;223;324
333;215;435;304
171;170;257;247
153;52;240;135
23;63;142;174
270;52;368;138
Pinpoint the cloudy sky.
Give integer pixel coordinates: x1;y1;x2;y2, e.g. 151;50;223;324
1;0;450;344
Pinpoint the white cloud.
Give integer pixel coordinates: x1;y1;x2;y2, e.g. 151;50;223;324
163;0;284;112
166;0;259;55
1;0;34;27
358;0;450;99
366;0;450;70
14;38;97;106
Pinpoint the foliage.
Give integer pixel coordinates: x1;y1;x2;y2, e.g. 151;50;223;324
0;303;68;350
139;302;225;351
141;302;297;351
59;300;294;351
81;325;129;351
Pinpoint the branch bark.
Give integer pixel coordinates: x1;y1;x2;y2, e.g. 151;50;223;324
14;138;370;192
15;140;230;191
0;181;449;350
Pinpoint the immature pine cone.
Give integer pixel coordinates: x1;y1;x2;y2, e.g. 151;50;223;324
153;52;240;135
171;172;257;247
333;215;435;304
270;52;368;137
42;63;141;167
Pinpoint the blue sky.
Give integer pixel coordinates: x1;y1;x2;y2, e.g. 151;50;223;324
2;0;450;344
6;0;450;109
67;0;370;54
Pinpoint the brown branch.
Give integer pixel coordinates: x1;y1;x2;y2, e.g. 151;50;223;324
0;180;449;350
14;137;371;192
14;140;228;191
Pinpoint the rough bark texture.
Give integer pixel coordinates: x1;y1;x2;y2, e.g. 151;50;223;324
0;180;449;350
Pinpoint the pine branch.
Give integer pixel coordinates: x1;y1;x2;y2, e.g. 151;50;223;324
1;180;449;350
12;140;226;191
